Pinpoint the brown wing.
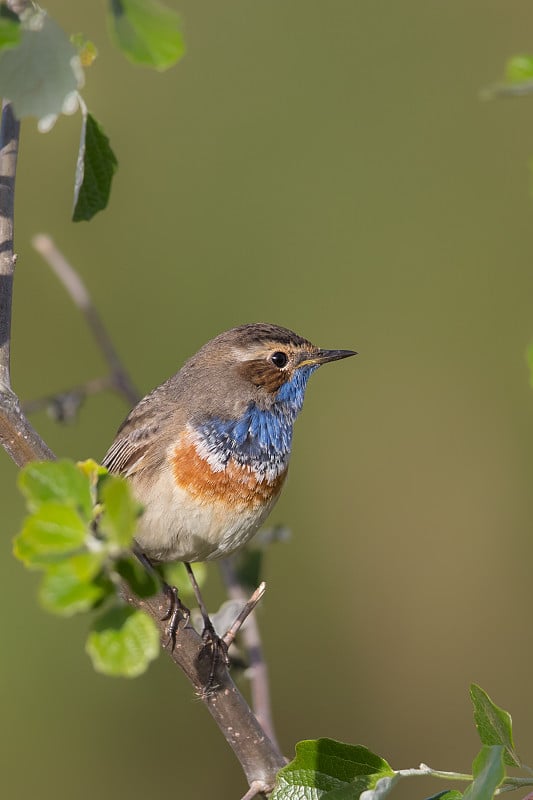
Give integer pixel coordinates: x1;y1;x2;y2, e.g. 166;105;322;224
102;383;181;477
103;422;162;477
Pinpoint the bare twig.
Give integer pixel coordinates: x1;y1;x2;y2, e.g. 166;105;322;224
220;558;281;754
0;101;54;466
32;234;140;406
0;100;285;793
23;376;115;420
481;81;533;100
223;581;266;649
239;780;273;800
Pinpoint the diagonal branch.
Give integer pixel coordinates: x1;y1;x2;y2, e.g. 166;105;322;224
125;587;285;789
23;375;116;420
32;234;140;406
220;557;281;753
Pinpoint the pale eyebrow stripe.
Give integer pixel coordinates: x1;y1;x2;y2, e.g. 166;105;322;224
231;345;272;362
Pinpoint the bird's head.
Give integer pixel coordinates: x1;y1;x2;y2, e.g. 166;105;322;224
179;323;356;421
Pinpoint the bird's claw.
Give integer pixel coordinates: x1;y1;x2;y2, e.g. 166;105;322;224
199;617;230;691
161;584;190;649
201;621;230;666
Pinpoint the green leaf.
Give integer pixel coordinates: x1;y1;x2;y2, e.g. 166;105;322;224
463;746;505;800
55;550;105;582
115;556;159;598
73;109;118;222
77;459;108;483
14;503;87;567
0;10;20;52
425;792;463;800
99;475;141;548
39;553;109;616
272;739;394;800
505;55;533;84
86;606;159;677
108;0;185;71
0;11;83;128
19;460;93;521
470;684;521;767
324;774;396;800
291;739;393;783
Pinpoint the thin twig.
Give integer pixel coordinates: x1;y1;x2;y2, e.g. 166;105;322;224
239;780;272;800
32;234;140;406
23;376;114;420
481;81;533;100
223;582;266;649
220;558;281;754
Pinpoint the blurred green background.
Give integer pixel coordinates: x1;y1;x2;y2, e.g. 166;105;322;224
2;1;533;798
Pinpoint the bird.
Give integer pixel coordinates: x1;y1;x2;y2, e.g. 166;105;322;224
102;323;356;644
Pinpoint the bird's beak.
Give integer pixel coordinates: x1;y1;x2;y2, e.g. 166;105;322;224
297;348;358;368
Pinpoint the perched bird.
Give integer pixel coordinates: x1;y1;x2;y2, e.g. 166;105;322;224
103;323;355;645
104;323;355;562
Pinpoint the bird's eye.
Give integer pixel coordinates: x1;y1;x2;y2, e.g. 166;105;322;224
270;351;288;368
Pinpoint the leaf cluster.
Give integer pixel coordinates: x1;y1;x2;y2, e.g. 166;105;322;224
0;0;185;220
14;459;160;677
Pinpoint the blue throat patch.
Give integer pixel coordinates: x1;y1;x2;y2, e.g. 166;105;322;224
196;365;318;475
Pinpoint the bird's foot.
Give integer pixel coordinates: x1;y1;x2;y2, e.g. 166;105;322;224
199;616;230;691
161;583;190;650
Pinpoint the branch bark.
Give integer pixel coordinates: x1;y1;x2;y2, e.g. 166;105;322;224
0;101;285;795
125;588;284;789
0;101;55;466
220;558;280;753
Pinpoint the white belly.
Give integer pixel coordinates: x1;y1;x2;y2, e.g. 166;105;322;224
130;463;281;562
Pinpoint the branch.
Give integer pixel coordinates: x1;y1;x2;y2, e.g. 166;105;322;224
0;101;55;466
223;581;266;649
23;376;115;420
220;558;281;753
125;588;285;789
0;101;285;794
